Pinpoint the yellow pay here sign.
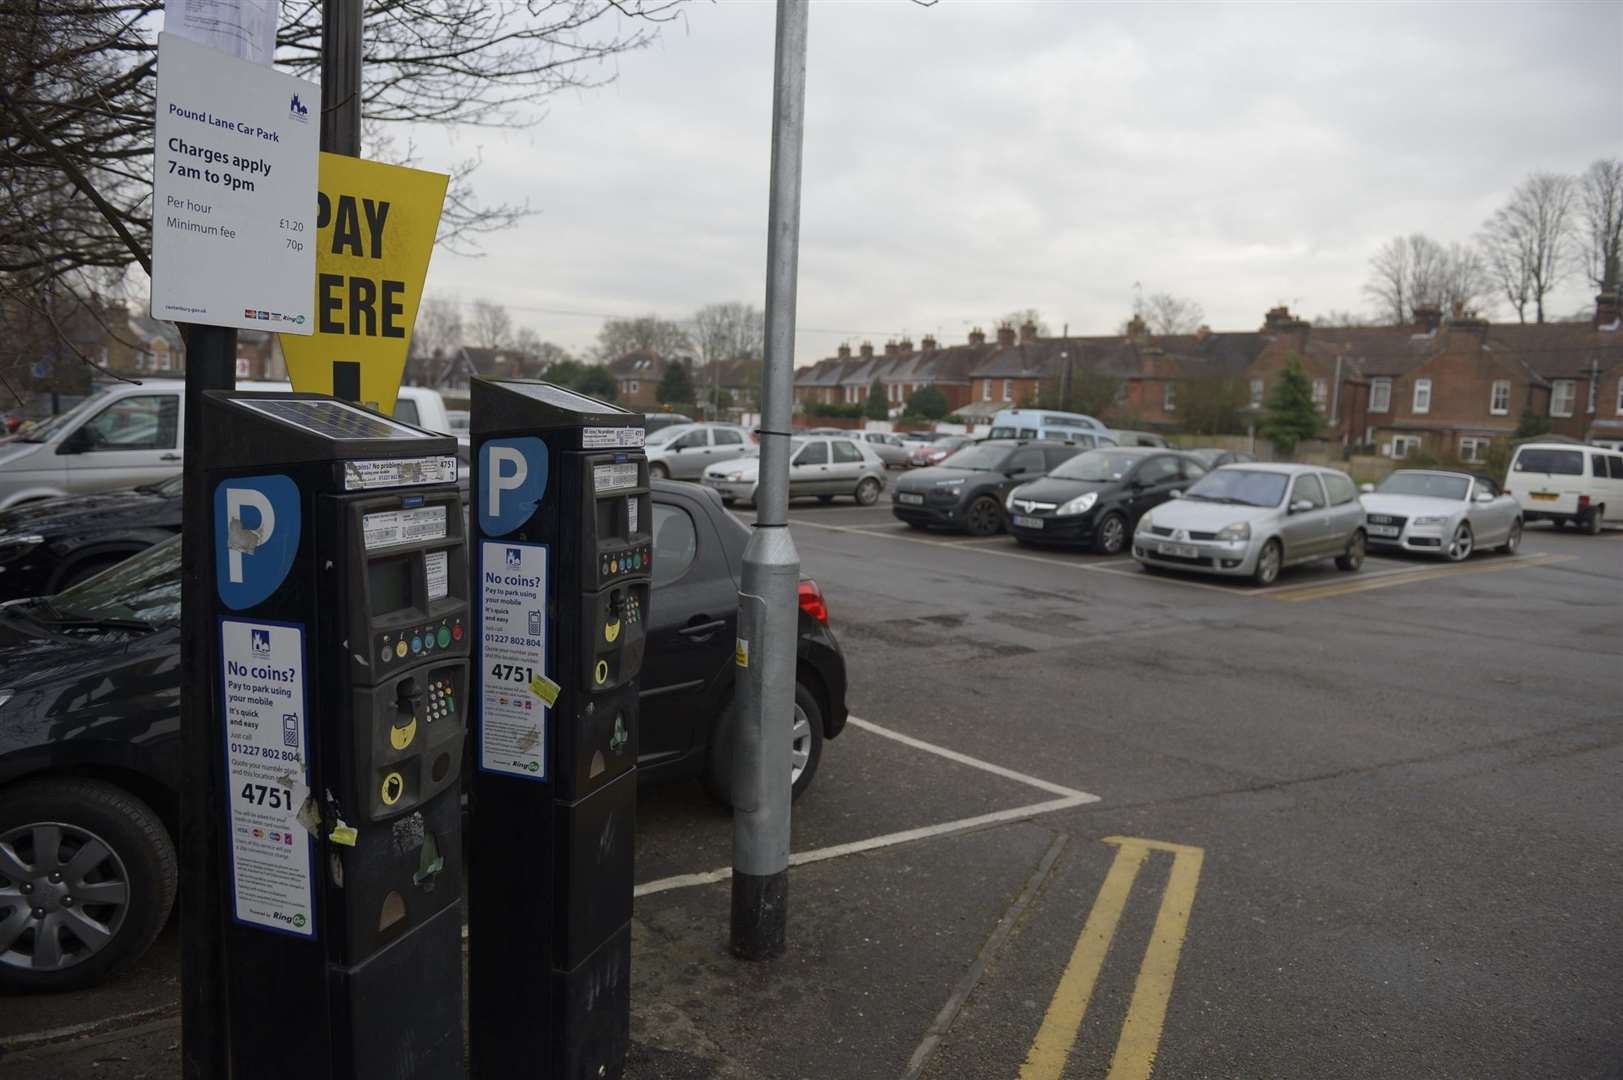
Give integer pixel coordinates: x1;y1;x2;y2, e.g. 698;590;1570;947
279;154;448;415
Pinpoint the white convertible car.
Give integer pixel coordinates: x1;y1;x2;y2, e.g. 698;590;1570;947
1359;469;1522;560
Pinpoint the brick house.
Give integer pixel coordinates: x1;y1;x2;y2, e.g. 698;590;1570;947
605;350;670;408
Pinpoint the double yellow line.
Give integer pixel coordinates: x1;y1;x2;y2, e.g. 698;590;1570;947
1269;552;1569;602
1019;837;1204;1080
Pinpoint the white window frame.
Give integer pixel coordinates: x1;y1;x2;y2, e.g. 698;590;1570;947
1587;377;1598;415
1617;376;1623;415
982;380;991;402
1412;379;1431;414
1163;381;1177;411
1312;378;1328;408
1249;377;1265;406
1551;379;1575;418
1002;379;1013;402
1392;435;1422;459
1490;380;1510;415
1459;436;1488;464
1369;378;1391;414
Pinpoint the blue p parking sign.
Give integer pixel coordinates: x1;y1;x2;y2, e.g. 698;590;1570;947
214;475;302;609
478;437;548;537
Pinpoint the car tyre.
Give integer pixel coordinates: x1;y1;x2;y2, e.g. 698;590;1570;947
649;462;670;481
702;682;825;809
1335;529;1366;571
964;495;1003;537
1582;507;1604;535
1093;512;1128;555
1446;523;1474;562
1252;539;1283;586
0;778;176;993
855;477;882;506
1497;518;1523;553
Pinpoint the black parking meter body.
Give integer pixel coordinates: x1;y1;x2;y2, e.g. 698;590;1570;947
197;391;469;1079
467;378;650;1079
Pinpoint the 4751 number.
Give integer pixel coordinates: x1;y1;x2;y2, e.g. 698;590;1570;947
490;663;534;684
240;783;292;810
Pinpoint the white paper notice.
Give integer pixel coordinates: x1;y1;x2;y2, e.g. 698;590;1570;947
220;619;314;937
581;427;645;449
592;462;639;494
627;495;638;535
362;506;447;550
343;456;459;491
425;550;448;601
479;541;548;780
150;33;319;334
165;0;279;65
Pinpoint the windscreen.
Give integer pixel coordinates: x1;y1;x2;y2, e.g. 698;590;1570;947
47;534;182;628
1376;472;1470;500
1049;450;1143;482
1513;449;1583;476
938;445;1009;471
1184;469;1289;508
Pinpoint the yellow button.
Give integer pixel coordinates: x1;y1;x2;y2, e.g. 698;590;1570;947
604;619;621;644
390;718;417;751
594;659;609;685
380;771;405;806
395;641;408;658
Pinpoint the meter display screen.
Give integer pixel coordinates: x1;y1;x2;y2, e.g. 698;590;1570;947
369;556;415;614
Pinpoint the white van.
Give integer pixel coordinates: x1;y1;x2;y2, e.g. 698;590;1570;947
986;409;1113;445
1506;442;1623;534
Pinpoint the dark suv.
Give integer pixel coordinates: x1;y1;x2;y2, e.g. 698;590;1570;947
890;440;1083;536
0;482;845;991
1006;447;1206;553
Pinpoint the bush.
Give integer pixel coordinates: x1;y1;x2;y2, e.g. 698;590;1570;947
903;385;948;420
805;402;863;419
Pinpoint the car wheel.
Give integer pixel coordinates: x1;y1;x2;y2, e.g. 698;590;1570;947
55;555;130;591
1335;529;1366;571
1093;512;1127;555
649;462;670;481
964;495;1003;537
855;477;882;506
702;682;825;808
1446;523;1474;562
1252;539;1282;586
0;778;176;993
1497;519;1522;554
1582;507;1604;535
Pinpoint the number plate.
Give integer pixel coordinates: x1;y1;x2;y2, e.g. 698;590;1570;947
1012;515;1042;529
897;493;924;505
1530;492;1557;501
1156;542;1199;559
1367;524;1400;538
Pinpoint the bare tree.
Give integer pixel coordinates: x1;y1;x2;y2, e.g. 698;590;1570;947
1577;158;1623;292
1479;172;1578;324
1311;310;1370;327
468;300;513;349
690;302;764;364
414;297;465;358
1139;293;1204;336
1439;242;1496;318
1365;236;1413;324
1406;234;1450;308
593;315;690;361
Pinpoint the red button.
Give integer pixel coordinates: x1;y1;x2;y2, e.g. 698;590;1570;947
452;625;463;641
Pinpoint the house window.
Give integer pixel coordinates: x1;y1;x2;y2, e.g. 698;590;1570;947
1413;379;1432;414
982;380;991;402
1002;379;1013;402
1617;377;1623;415
1391;435;1423;459
628;380;639;394
1551;379;1575;417
1490;380;1510;415
1312;378;1328;408
1249;378;1265;406
1163;381;1177;411
1370;378;1391;413
1459;436;1489;464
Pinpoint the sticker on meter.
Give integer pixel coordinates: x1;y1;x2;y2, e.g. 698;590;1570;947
593;462;638;493
363;506;446;550
478;541;548;781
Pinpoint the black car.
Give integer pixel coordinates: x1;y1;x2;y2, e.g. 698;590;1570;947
891;440;1083;536
0;475;183;601
1005;447;1207;553
0;481;846;991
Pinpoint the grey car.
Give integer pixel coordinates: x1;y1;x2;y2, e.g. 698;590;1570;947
856;431;911;468
1359;469;1522;560
702;435;888;506
1132;463;1367;585
646;423;754;480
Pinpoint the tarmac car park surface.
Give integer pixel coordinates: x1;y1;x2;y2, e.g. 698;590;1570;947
3;495;1618;1080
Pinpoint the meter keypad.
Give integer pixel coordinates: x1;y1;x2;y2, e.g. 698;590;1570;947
427;678;454;723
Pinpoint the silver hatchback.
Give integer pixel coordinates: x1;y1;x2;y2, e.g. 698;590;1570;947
1132;463;1367;585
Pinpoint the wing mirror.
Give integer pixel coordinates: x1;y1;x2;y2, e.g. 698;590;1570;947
1289;499;1315;514
1169;489;1184;499
58;426;92;454
1359;483;1375;494
1474;490;1495;502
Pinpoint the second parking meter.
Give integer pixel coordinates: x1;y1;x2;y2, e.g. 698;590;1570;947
467;378;650;1079
197;392;468;1079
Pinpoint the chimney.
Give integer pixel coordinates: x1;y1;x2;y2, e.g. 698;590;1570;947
1262;305;1294;331
898;336;914;353
837;343;851;360
859;341;874;359
1595;291;1621;330
1019;319;1038;345
1411;303;1442;335
996;323;1016;348
1448;313;1490;340
1194;324;1212;343
884;340;900;357
968;327;986;346
920;335;937;352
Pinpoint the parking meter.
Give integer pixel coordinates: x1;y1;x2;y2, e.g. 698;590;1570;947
197;391;468;1079
466;378;649;1080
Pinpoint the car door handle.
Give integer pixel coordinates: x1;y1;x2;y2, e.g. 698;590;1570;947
678;617;727;641
161;453;182;462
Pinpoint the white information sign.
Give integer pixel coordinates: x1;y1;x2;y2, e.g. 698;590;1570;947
344;456;459;491
479;541;549;780
592;462;639;494
165;0;279;65
363;506;447;550
220;619;314;937
151;33;319;334
581;426;645;449
425;550;449;601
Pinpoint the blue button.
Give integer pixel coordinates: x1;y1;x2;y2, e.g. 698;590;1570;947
411;636;423;653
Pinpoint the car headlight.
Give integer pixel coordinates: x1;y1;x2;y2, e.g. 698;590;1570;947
0;533;45;564
1215;522;1251;542
1411;515;1446;527
727;471;747;482
1056;492;1098;516
1005;491;1019;511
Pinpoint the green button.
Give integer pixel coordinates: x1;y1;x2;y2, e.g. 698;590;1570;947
437;627;451;648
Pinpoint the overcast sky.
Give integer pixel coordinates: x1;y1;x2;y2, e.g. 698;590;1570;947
413;0;1622;362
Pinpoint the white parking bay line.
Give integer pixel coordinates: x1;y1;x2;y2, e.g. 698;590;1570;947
790;519;1135;574
634;715;1099;899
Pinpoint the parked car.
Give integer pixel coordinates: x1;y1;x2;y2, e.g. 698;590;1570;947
645;423;754;480
1506;442;1623;534
0;475;182;601
444;409;470;435
644;412;694;434
1133;463;1366;585
703;435;887;506
1006;448;1206;553
0;481;847;990
986;409;1108;442
892;440;1083;536
908;435;973;468
856;431;911;468
1359;469;1522;560
1186;448;1257;470
1109;429;1173;449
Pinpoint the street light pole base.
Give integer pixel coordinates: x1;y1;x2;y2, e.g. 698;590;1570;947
730;869;788;960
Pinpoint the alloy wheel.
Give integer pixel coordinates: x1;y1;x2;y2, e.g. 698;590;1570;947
0;823;131;973
791;705;812;785
856;478;881;506
1256;542;1281;585
966;497;1001;536
1447;525;1473;562
1097;514;1126;554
